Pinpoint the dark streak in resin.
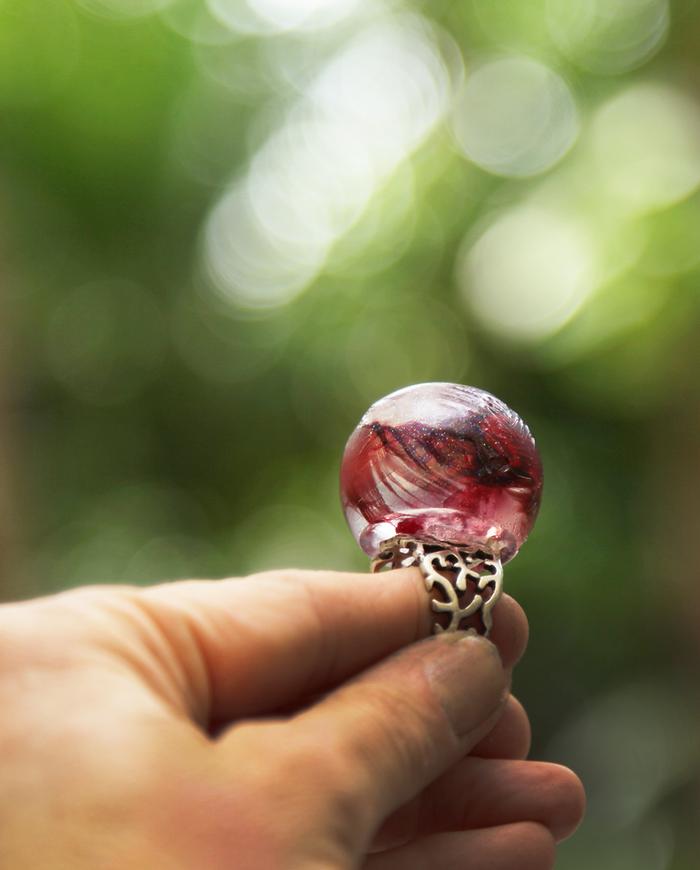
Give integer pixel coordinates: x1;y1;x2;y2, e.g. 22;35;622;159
367;420;536;489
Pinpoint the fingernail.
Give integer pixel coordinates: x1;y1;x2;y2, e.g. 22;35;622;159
423;633;507;738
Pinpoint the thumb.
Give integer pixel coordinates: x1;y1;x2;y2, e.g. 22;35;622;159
293;632;508;857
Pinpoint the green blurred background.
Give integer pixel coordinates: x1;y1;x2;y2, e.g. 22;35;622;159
2;0;700;866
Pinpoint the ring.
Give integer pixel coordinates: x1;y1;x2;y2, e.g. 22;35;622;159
339;383;542;637
371;536;503;636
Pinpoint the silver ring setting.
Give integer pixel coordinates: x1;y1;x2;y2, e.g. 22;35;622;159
371;536;504;637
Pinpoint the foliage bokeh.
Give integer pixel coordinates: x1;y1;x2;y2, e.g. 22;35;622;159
2;0;700;866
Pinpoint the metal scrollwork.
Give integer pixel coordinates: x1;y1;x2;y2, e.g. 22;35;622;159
372;536;503;637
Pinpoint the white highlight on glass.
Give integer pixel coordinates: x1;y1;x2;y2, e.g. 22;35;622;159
459;205;597;342
591;83;700;215
547;0;669;75
452;56;579;178
204;15;454;309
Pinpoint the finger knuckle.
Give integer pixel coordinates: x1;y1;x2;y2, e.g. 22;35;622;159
356;684;437;773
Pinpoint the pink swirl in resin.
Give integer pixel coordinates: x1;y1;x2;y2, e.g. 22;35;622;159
340;383;542;562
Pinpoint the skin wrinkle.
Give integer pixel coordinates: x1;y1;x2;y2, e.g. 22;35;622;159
86;593;197;722
173;601;219;730
133;592;213;728
145;578;262;725
138;581;229;726
201;583;260;716
230;571;332;714
103;597;213;732
160;572;349;723
22;590;187;712
294;571;343;700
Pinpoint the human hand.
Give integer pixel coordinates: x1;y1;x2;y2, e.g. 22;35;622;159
0;568;584;868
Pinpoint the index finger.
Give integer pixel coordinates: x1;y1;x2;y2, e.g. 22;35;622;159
140;567;528;725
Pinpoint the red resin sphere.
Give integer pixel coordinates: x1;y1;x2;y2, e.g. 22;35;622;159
340;383;543;562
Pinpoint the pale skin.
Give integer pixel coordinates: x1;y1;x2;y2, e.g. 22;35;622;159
0;568;585;869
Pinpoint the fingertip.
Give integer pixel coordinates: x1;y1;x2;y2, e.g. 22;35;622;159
546;764;587;842
471;694;531;760
513;761;585;843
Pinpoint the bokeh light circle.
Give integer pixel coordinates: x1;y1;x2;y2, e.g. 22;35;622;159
459;205;597;342
452;56;579;178
160;0;235;44
591;83;700;215
207;0;361;35
203;14;453;310
547;0;669;75
204;183;322;311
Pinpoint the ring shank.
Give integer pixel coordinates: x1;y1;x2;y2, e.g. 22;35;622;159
371;536;504;637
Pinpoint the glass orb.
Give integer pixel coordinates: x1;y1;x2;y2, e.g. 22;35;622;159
340;382;543;561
